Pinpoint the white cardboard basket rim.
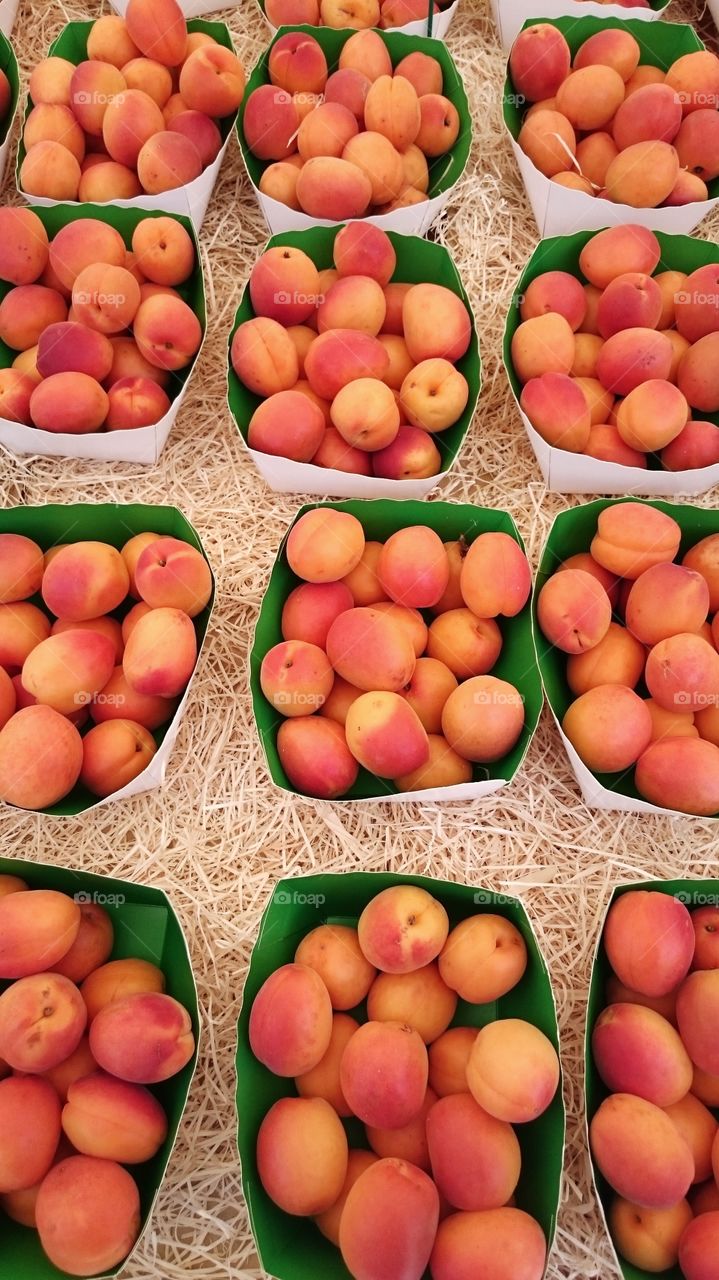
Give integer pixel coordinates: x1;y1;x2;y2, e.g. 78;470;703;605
492;0;667;52
109;0;241;17
258;0;460;40
0;0;18;37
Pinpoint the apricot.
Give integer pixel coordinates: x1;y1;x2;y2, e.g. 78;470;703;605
0;971;86;1072
606;141;680;207
427;609;502;679
427;1092;521;1211
428;1026;477;1097
598;272;663;340
367;961;456;1044
518;109;575;178
399;359;469;434
42;543;128;622
30;372;110;435
249;962;332;1076
604;890;694;997
314;1148;378;1245
62;1071;167;1164
23;104;85;165
29;57;75;108
511;313;574;383
0;1076;61;1193
610;1197;693;1271
89;990;194;1083
179;44;244;118
684;534;719;612
664;1092;718;1183
679;1211;719;1280
520;271;585;331
287;508;365;584
537;569;612;655
296;155;373;219
260;639;334;718
53;901;113;984
593;1002;693;1105
80;719;157;797
439;914;527;1003
692;1181;719;1215
278;716;359;798
357;885;449;976
35;1154;140;1275
243;85;299;161
69;61;127;137
677;970;719;1073
596;327;673;398
441;675;524;764
666;50;719;113
645;633;719;714
592;1093;695;1208
341;132;402;205
509;23;571;103
394;734;473;792
122;56;173;108
626;563;709;647
613;83;682;153
36;322;113;384
345;690;429;777
80;956;165;1023
122;606;197;698
0;670;15;729
133;295;202;371
249;245;320;327
591;503;682;579
101;87;164;169
0;601;51;672
125;0;186;66
0;703;83;809
431;1207;547;1280
692;905;719;969
663;419;719;471
556;65;624;132
78;161;143;202
295;924;374;1010
318;277;385;337
466;1018;559;1123
340;1019;428;1127
248;389;325;462
335;546;384;607
567;623;644;696
0;284;67;352
133;537;211;618
340;1156;438;1278
20;142;81;201
563;683;652;772
398;658;457;735
318;675;362;725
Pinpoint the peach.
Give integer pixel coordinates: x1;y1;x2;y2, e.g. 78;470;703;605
604;889;694;997
122;56;173;107
400;359;469;433
509;23;571;102
645;632;719;714
626;563;709;646
287;509;365;584
23;104;85;167
260;639;334;718
125;0;186;66
248;389;325;461
178;43;244;118
249;245;320;326
296;1014;358;1119
466;1018;559;1123
441;675;524;764
591;1093;695;1208
511;313;574;382
122;606;196;698
427;1092;521;1211
318;276;385;336
80;957;164;1023
563;684;653;771
0;284;67;352
30;372;110;435
666;49;719;113
431;1207;547;1280
677;970;719;1073
537;569;611;654
53;902;113;984
428;1026;477;1097
29;57;75;108
439;914;527;1003
20;142;81;200
137;129;203;193
593;1002;693;1105
591;503;682;579
518;109;575;177
0;972;86;1072
42;543;129;622
0;1076;61;1193
567;622;645;695
278;716;359;797
35;1154;140;1274
357;884;449;975
664;1092;718;1183
367;962;456;1044
596;327;672;397
36;322;113;384
257;1095;348;1217
610;1197;693;1271
340;1019;428;1127
345;690;428;776
89;990;193;1084
243;85;299;161
78;161;143;202
133;295;202;371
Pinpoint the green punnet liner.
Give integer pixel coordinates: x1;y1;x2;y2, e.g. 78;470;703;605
0;28;18;182
493;0;670;52
227;225;480;498
504;228;719;495
533;497;719;818
252;499;542;802
503;20;710;237
236;871;565;1280
0;854;200;1280
238;25;472;236
0;503;214;818
16;20;239;228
